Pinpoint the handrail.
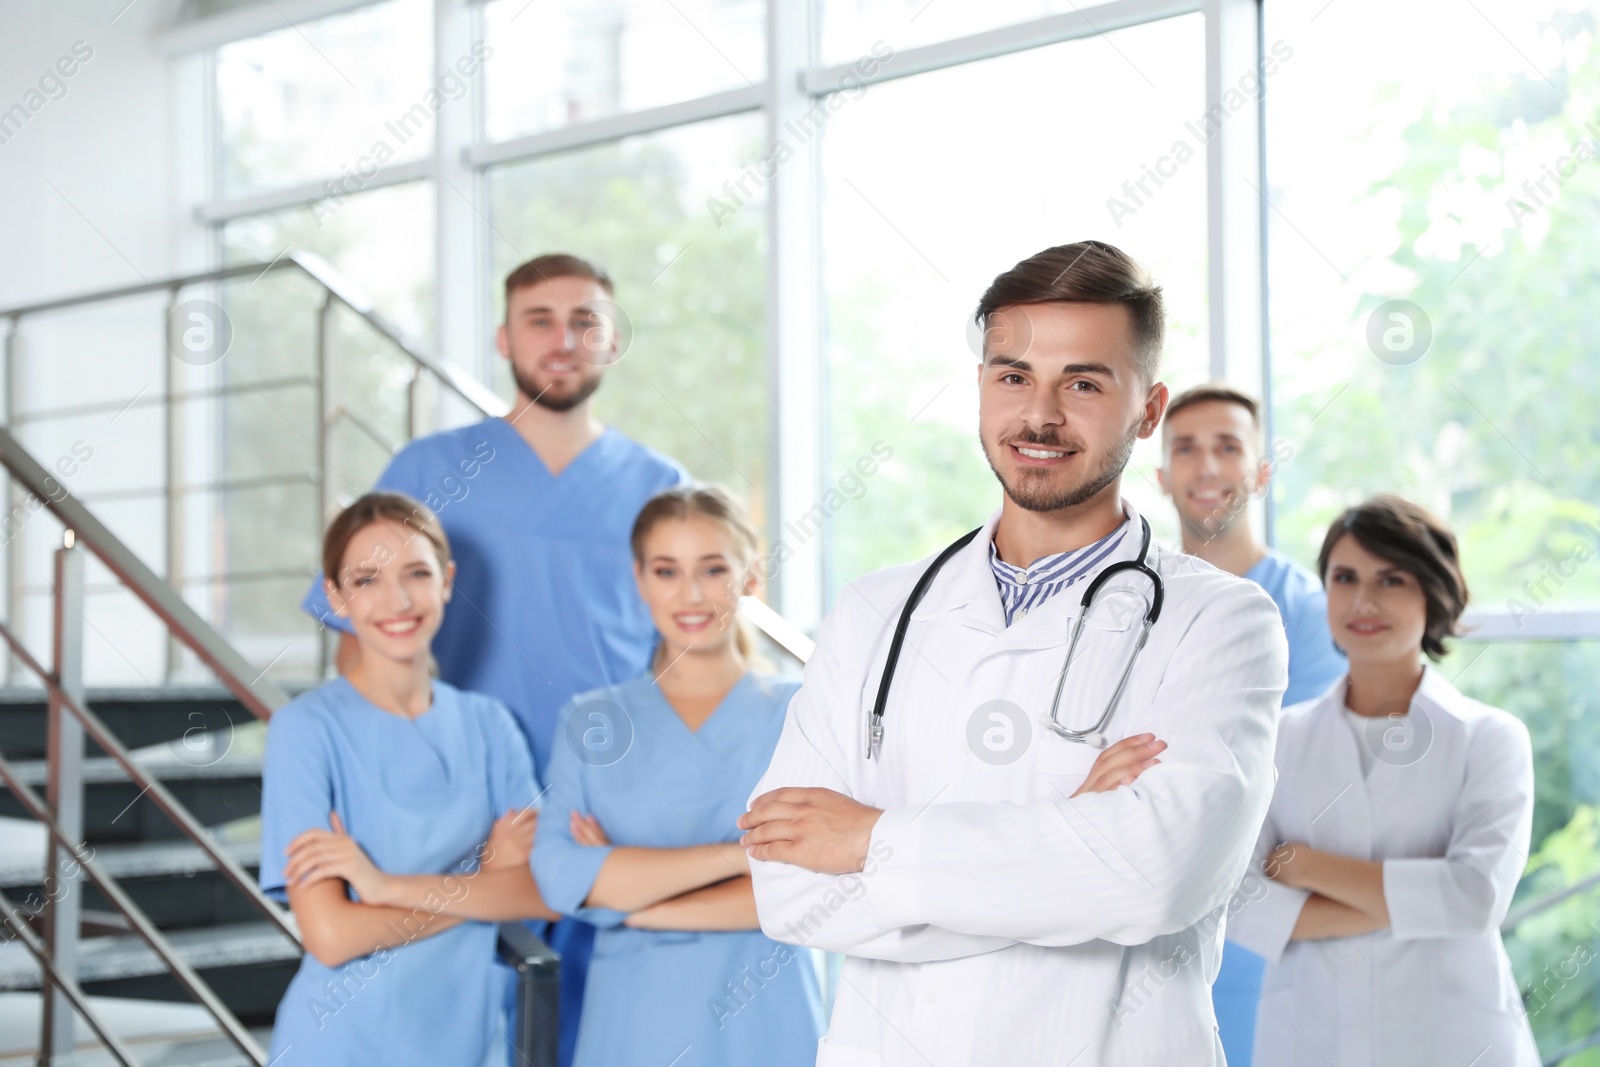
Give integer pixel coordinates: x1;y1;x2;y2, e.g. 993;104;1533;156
0;617;298;947
0;255;820;671
0;251;507;420
1543;1024;1600;1066
741;596;814;664
0;424;288;721
0;749;267;1064
1502;868;1600;932
0;888;143;1066
0;252;814;1066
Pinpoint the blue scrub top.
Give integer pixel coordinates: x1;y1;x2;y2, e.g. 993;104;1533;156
1244;549;1346;707
300;416;685;1067
259;678;540;1066
1215;549;1348;1067
301;417;687;778
533;671;825;1067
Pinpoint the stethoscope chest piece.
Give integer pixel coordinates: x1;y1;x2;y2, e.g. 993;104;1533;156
1043;714;1108;749
868;515;1163;759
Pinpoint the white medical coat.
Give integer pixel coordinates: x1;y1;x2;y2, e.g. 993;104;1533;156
1228;666;1539;1067
749;502;1289;1067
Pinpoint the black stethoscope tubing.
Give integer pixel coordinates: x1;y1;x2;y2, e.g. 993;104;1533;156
867;515;1163;759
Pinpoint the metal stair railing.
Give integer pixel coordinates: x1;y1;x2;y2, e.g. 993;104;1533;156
0;425;298;1065
0;251;509;684
1501;868;1600;934
1499;868;1600;1067
0;255;813;1067
0;250;506;419
0;249;808;674
0;745;266;1065
0;887;143;1065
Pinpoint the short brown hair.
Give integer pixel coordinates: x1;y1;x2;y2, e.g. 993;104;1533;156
322;492;450;591
1163;383;1262;446
1165;382;1259;425
973;240;1164;382
503;253;614;314
1317;494;1469;660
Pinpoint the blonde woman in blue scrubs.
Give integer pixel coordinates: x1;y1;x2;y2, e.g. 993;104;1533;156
533;485;825;1067
260;492;558;1065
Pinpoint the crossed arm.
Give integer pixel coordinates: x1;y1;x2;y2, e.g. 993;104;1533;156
281;808;558;967
740;580;1285;958
1265;843;1390;940
736;733;1169;873
554;811;759;931
551;740;1158;933
1255;717;1533;946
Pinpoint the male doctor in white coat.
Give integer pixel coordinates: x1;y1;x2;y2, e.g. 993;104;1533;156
738;240;1290;1066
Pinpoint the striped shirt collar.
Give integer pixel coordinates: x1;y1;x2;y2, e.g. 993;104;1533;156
987;520;1130;627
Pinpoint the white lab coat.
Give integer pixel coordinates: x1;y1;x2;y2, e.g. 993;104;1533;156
1227;666;1539;1067
748;502;1289;1067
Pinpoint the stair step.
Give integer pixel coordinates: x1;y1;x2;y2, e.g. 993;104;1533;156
0;829;265;930
0;920;300;991
0;731;264;787
0;833;261;888
0;686;272;761
0;992;275;1064
0;730;266;843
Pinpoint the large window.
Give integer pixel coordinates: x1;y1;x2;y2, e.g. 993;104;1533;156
482;0;766;140
821;12;1209;596
486;114;770;511
1264;0;1600;609
216;0;435;197
1265;0;1600;1056
216;181;436;643
219;180;436;341
820;0;1142;63
206;0;440;666
202;0;1238;631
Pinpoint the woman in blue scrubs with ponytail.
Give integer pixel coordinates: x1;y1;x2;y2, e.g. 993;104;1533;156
533;485;824;1067
260;492;558;1065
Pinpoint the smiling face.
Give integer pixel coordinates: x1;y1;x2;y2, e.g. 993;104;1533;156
634;515;756;658
1323;533;1429;666
977;302;1166;514
1158;399;1268;540
324;520;454;666
496;275;617;411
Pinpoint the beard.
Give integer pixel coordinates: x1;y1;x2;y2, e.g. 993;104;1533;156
510;360;603;413
982;419;1139;514
1179;492;1245;543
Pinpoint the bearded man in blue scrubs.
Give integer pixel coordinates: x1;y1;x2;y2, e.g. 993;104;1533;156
1157;382;1345;1067
301;253;687;1067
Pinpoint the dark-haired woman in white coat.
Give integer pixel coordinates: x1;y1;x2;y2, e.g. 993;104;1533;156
1229;495;1539;1067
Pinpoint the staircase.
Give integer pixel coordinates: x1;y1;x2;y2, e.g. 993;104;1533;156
0;687;300;1031
0;253;497;1062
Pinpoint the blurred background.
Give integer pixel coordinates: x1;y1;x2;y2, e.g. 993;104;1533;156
0;0;1596;1062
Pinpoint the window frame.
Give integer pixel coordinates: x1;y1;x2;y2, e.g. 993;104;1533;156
178;0;1597;639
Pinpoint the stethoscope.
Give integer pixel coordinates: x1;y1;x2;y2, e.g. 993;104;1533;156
867;515;1165;759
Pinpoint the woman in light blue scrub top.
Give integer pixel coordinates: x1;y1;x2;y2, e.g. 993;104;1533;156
260;492;556;1066
533;485;824;1067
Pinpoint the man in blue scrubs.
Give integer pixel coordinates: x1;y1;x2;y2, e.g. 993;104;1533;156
1157;382;1345;1066
301;253;686;1067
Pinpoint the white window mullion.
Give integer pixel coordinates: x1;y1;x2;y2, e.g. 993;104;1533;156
434;0;485;416
766;0;823;630
1204;0;1265;390
1204;0;1267;534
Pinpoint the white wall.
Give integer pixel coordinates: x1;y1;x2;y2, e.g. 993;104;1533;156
0;0;209;306
0;0;215;685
